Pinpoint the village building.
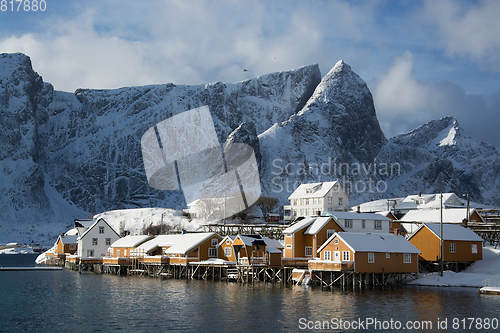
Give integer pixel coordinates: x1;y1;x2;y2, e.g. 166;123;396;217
309;232;421;274
283;181;350;221
223;234;284;267
408;223;483;266
108;235;155;258
163;232;223;265
76;218;121;259
282;212;392;267
54;233;78;257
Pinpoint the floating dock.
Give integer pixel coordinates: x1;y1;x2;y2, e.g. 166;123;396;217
0;266;63;271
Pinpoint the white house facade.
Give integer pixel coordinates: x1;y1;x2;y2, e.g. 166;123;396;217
321;211;392;234
284;181;350;221
77;218;121;258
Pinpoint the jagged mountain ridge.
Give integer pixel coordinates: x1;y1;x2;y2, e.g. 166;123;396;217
1;53;499;242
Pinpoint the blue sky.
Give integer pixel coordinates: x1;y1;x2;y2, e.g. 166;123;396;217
1;0;499;149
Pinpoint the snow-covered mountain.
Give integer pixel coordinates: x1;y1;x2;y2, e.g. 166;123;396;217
1;53;498;243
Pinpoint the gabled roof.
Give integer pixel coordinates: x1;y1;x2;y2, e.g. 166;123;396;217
164;232;220;255
218;235;237;247
318;232;421;254
322;211;392;221
110;235;154;248
77;218;120;240
57;234;78;245
288;181;347;200
409;223;483;242
283;217;316;234
304;216;340;235
262;237;284;249
134;234;183;254
401;208;484;223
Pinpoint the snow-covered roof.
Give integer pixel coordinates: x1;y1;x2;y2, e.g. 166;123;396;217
283;217;316;234
322;211;392;221
262;237;284;249
164;232;219;255
401;208;483;223
288;181;344;200
318;232;421;254
218;235;237;246
135;234;184;253
352;198;404;213
413;223;484;242
57;234;78;244
77;218;120;240
110;235;154;248
304;216;338;235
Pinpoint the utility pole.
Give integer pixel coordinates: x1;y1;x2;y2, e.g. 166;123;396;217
440;193;444;277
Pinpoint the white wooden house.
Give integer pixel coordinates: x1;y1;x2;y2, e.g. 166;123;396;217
76;218;121;258
321;211;392;234
284;181;350;221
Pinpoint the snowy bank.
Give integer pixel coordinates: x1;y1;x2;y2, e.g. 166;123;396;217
410;245;500;288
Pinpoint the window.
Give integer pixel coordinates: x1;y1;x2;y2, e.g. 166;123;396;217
124;249;127;257
286;234;292;238
333;185;339;193
334;238;339;244
208;248;217;257
345;219;353;228
338;197;343;205
324;251;331;261
69;244;76;250
99;226;104;234
116;250;120;257
472;244;478;254
362;220;366;229
305;199;309;205
224;247;232;257
286;244;292;249
449;243;456;253
87;250;94;257
92;238;98;245
342;251;350;261
226;239;231;245
404;253;411;263
374;220;382;230
305;246;313;256
328;197;332;205
327;229;336;239
211;238;218;246
386;252;390;258
368;253;375;263
105;238;111;246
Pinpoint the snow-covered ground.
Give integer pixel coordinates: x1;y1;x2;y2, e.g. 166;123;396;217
410;245;500;288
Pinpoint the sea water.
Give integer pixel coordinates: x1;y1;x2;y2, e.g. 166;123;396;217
0;254;499;332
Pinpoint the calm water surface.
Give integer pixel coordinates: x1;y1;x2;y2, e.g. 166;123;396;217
0;254;499;332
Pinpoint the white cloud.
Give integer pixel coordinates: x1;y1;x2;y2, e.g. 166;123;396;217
373;51;500;150
420;0;500;71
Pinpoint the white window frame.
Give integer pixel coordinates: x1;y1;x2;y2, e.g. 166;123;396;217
211;238;218;247
69;244;76;250
305;246;313;257
374;220;382;230
224;247;232;257
92;238;98;246
449;243;456;253
386;252;390;258
338;197;343;205
342;251;350;261
99;226;104;234
334;238;339;244
345;219;353;228
226;239;231;245
404;253;411;263
87;249;94;257
208;248;217;257
362;220;366;229
368;252;375;263
472;244;478;254
105;238;111;246
324;251;332;261
286;244;292;249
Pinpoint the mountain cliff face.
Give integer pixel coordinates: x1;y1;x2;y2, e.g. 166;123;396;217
1;53;498;242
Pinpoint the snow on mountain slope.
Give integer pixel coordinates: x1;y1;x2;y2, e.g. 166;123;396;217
1;53;499;243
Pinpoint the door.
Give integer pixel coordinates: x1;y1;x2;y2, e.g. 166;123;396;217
334;251;340;262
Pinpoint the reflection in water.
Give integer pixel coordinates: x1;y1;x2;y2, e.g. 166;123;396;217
1;255;499;332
